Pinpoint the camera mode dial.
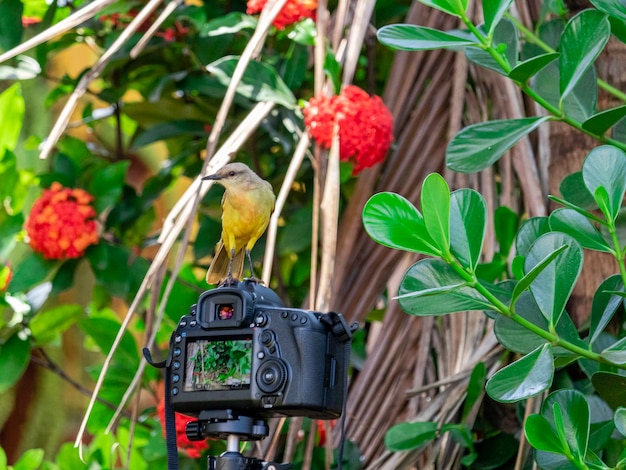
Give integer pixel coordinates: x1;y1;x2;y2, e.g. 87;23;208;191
256;358;287;394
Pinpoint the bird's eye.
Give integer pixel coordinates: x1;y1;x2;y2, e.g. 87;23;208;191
229;171;236;177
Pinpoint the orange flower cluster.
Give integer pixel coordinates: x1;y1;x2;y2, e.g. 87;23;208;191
303;85;394;173
25;183;99;260
246;0;317;29
157;396;210;459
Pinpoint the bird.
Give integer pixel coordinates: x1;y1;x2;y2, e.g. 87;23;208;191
202;162;276;285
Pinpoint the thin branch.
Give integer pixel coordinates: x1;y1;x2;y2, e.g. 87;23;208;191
39;0;167;160
262;132;310;284
0;0;117;64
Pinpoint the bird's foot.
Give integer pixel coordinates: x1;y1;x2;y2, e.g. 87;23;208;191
219;274;238;287
244;276;264;285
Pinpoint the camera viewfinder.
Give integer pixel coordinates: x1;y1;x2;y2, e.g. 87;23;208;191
217;303;235;320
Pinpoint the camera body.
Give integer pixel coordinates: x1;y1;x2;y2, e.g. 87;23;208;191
167;280;353;420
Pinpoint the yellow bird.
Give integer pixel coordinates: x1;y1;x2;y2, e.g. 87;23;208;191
202;162;276;285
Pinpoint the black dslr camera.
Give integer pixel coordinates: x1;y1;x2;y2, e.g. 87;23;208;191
166;280;354;429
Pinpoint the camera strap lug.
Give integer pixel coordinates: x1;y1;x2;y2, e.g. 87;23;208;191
142;347;166;369
320;312;358;343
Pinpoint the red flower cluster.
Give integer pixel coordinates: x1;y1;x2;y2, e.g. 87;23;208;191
246;0;317;29
303;85;394;173
157;396;210;459
25;183;99;260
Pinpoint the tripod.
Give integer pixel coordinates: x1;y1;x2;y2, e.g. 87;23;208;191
186;410;291;470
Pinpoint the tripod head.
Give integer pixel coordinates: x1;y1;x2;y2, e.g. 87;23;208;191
186;410;291;470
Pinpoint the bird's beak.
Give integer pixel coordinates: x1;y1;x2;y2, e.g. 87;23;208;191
202;174;220;181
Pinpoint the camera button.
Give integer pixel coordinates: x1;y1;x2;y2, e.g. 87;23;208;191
291;313;298;321
255;313;267;326
257;352;265;359
179;320;187;327
172;374;180;383
174;335;182;343
190;320;197;327
173;361;180;369
300;317;308;324
172;387;179;396
173;347;181;356
281;311;288;318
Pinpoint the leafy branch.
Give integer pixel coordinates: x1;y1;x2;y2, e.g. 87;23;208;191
363;145;626;466
376;0;626;173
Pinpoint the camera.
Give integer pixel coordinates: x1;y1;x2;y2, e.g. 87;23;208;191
166;280;355;422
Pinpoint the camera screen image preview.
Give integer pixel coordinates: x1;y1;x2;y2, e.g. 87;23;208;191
184;338;253;392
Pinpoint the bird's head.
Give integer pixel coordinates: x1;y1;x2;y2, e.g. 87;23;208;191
202;162;259;189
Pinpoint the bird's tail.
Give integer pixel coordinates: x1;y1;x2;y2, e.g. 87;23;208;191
205;240;245;285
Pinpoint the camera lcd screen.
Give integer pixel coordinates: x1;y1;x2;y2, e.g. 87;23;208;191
183;337;253;392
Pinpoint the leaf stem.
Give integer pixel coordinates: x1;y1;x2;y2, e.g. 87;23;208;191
445;257;623;368
505;12;626;103
458;12;626;153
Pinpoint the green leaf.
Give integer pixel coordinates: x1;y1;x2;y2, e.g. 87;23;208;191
601;336;626;364
465;20;517;74
124;97;214;128
398;259;495;315
88;161;130;213
525;414;565;453
534;59;597;122
198;12;257;36
495;291;586;356
9;253;56;293
462;362;486;421
0;333;31;393
376;25;479;51
515;216;551;257
449;189;486;271
615;407;626;437
421;173;450;254
0;0;23;50
385;421;438;451
592;371;626;409
420;0;468;17
549;208;612;253
207;56;296;109
524;233;583;326
590;0;626;22
494;206;519;256
508;52;559;83
87;244;137;299
288;18;316;46
483;0;514;37
485;343;554;403
558;171;597;211
12;448;45;470
542;390;590;461
79;317;139;367
363;192;440;256
582;145;626;222
132;120;209;149
446;116;550;173
559;10;610;103
582;105;626;135
589;275;625;345
0;83;24;153
30;304;84;345
512;244;566;306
